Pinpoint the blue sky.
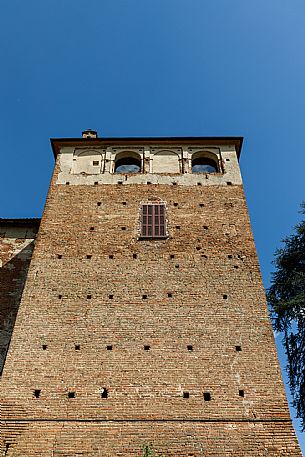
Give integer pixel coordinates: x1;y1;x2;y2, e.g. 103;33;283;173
1;0;305;450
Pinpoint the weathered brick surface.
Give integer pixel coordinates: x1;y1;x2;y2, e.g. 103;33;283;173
0;222;39;375
0;154;302;455
1;421;302;456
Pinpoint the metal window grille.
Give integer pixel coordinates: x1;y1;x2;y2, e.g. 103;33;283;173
140;203;167;238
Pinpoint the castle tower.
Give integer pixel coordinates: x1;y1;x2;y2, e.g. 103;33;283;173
0;134;302;456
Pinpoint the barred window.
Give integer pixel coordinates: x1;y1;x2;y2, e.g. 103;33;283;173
140;203;167;239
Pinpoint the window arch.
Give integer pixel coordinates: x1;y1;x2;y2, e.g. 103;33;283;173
152;150;180;174
191;151;219;174
72;149;102;175
114;151;141;174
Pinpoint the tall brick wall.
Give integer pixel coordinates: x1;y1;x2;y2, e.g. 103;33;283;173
0;220;39;376
0;140;302;456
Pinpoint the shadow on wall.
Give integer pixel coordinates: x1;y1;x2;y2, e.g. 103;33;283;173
0;240;35;376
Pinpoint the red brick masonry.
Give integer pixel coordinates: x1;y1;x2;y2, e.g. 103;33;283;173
0;156;302;455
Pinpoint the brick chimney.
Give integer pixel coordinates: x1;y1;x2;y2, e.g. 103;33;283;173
82;129;98;139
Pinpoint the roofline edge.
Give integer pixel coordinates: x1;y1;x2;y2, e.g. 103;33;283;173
50;136;244;160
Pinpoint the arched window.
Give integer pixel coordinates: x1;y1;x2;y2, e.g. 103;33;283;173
114;152;141;173
191;153;219;173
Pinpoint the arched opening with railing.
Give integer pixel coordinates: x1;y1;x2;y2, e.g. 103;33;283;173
191;151;219;173
114;151;142;173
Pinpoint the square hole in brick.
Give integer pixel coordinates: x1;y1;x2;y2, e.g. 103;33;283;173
142;294;148;300
227;181;233;186
101;387;108;398
94;182;98;185
109;294;114;299
66;182;70;185
93;161;99;166
86;255;92;259
197;182;202;186
234;265;239;269
57;254;62;259
144;345;150;351
176;226;180;230
109;255;114;259
199;203;205;207
68;392;75;398
34;389;41;398
90;227;95;231
121;227;126;230
183;392;190;398
42;344;47;350
235;345;242;352
147;181;152;185
58;295;62;299
107;345;113;351
97;202;101;206
228;254;233;259
75;344;80;350
87;294;92;300
173;202;178;207
223;294;228;299
196;246;201;251
172;182;177;186
170;254;175;259
133;254;137;259
118;181;123;185
167;293;172;298
203;226;208;230
122;201;127;205
239;390;244;397
203;392;211;401
187;345;193;351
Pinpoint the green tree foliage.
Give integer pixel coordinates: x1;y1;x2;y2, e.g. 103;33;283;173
267;203;305;429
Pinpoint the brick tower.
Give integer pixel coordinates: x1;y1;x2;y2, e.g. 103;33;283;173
0;133;302;456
